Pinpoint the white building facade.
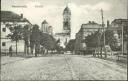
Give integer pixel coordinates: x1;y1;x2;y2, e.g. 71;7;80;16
1;11;32;54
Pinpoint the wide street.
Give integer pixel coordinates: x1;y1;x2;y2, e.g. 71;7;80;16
1;54;127;80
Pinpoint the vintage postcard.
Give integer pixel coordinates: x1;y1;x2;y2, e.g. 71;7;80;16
1;0;128;80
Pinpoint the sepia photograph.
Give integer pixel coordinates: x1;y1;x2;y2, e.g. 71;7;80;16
1;0;128;80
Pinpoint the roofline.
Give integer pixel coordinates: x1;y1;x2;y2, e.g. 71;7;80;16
1;10;32;25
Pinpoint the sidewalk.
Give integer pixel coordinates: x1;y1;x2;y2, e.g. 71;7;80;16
93;55;127;68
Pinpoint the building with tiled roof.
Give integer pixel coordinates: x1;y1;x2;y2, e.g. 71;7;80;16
1;11;32;54
1;11;31;23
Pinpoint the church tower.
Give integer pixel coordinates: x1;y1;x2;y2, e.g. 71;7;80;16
54;5;71;48
63;6;71;36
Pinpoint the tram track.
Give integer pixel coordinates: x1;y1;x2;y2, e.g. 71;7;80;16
64;55;79;80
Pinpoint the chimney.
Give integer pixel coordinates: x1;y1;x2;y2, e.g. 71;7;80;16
89;21;91;23
107;20;110;27
92;21;95;24
21;13;23;18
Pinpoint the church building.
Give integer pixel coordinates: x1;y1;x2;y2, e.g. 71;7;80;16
41;20;53;35
55;6;71;48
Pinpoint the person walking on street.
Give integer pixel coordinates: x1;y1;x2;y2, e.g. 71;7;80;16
9;45;13;57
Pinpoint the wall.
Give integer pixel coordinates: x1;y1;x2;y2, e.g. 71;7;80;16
1;21;30;54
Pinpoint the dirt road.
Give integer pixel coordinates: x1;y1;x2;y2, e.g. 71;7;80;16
1;54;127;80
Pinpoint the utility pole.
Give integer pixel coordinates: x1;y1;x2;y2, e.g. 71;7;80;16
101;9;106;58
126;0;128;54
127;0;128;19
122;25;124;55
101;9;105;47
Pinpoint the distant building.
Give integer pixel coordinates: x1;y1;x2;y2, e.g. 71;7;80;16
55;6;71;48
41;20;53;35
41;20;49;33
75;21;102;54
1;11;32;54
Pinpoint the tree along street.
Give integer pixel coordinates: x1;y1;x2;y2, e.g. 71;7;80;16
1;54;127;80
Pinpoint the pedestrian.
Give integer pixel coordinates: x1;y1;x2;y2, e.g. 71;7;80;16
9;45;13;57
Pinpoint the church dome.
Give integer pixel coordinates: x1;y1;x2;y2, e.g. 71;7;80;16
63;6;71;15
42;20;48;24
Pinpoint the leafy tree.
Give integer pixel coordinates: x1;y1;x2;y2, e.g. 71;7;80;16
56;39;60;44
56;45;64;53
40;33;57;51
85;30;101;48
66;39;76;52
23;25;31;54
124;25;128;53
85;30;119;48
101;30;119;51
7;25;23;55
124;25;128;41
85;30;118;57
30;25;58;55
30;24;41;56
54;38;64;53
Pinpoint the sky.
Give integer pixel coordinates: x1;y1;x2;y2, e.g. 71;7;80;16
1;0;128;39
